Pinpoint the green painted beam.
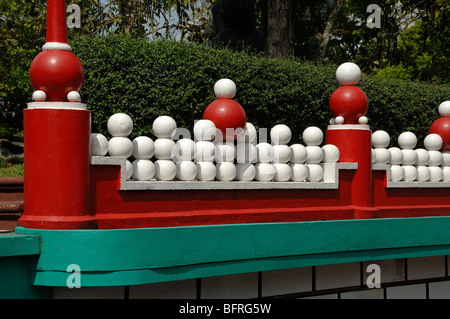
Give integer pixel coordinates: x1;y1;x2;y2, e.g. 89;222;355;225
0;232;40;257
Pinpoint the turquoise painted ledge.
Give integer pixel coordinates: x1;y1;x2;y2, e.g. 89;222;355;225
13;216;450;287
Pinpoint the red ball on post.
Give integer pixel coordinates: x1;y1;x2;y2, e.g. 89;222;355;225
429;117;450;151
329;86;368;124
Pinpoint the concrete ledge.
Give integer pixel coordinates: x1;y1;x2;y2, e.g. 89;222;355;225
373;164;450;188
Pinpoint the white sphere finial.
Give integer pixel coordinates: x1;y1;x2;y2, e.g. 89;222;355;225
336;62;361;86
438;101;450;117
32;90;47;102
214;78;236;99
107;113;133;137
67;91;81;102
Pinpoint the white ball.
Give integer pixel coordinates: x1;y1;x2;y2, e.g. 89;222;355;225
290;164;308;182
273;163;291;182
194;120;216;141
424;134;443;151
302;126;323;146
235;163;256;181
270;124;292;145
428;150;443;166
176;161;197;181
322;144;340;163
358;116;368;124
372;130;390;148
67;91;81;102
336;62;361;86
236;143;256;163
306;164;323;182
255;163;275;182
398;132;417;149
373;148;391;164
196;162;216;181
402;149;418;165
125;160;133;180
415;148;429;166
306;146;324;164
154;160;176;181
438;101;450;117
290;144;307;164
416;166;430;182
108;113;133;137
442;166;450;182
131;159;155;181
237;123;257;143
429;166;443;182
441;151;450;166
214;78;236;99
154;138;176;160
216;162;236;181
388;147;403;165
272;145;291;163
132;136;155;160
91;133;109;156
172;138;195;162
32;90;46;102
335;116;345;124
390;165;404;182
215;143;236;162
402;165;417;182
372;149;376;164
152;115;177;139
195;141;216;162
256;143;273;163
108;137;133;158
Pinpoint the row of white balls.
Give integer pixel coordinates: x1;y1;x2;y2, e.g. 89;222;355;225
389;165;450;182
123;159;327;183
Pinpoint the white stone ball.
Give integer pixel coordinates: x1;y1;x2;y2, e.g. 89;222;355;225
131;159;155;181
424;133;443;151
290;164;308;182
173;138;195;162
67;91;81;102
428;150;443;166
373;148;391;164
214;78;236;99
154;138;176;160
154;160;176;181
196;162;216;181
429;166;443;182
336;62;361;86
270;124;292;145
372;149;376;164
235;163;256;181
194;120;216;141
215;143;236;162
306;146;324;164
415;148;429;166
306;164;323;182
256;143;273;163
402;165;417;182
152;115;177;139
194;141;216;162
272;145;291;163
290;144;307;164
438;101;450;117
322;144;340;163
372;130;390;148
237;123;257;143
108;113;133;137
441;151;450;166
125;160;133;180
402;149;418;165
335;116;345;124
329;118;336;125
398;132;417;149
132;136;155;160
32;90;47;102
216;162;236;181
302;127;323;146
390;165;404;182
358;116;368;124
388;147;403;165
236;143;256;163
108;137;133;158
176;161;197;181
273;163;291;182
255;163;275;182
442;166;450;182
416;166;430;182
91;133;109;156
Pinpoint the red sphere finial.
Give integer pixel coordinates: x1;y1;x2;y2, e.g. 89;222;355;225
202;79;247;141
429;101;450;151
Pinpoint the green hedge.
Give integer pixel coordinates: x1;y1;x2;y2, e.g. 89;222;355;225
69;35;449;146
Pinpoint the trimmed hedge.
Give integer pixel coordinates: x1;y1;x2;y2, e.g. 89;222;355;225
72;35;449;146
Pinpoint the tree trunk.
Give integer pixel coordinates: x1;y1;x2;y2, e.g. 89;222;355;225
317;0;345;63
265;0;294;58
